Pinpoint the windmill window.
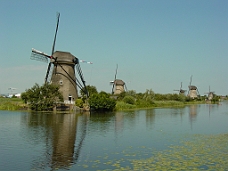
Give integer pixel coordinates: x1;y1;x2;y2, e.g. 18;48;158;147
59;80;63;85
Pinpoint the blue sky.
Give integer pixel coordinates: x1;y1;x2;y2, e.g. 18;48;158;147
1;0;228;95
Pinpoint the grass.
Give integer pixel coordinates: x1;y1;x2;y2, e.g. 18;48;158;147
115;100;205;111
115;101;137;111
153;100;185;107
0;97;27;111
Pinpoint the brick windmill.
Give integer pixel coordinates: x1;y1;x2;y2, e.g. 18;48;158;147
187;75;200;99
205;86;214;100
174;82;186;95
110;65;127;95
30;13;88;104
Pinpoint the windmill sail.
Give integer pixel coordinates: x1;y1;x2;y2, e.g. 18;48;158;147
75;60;89;97
30;48;49;63
112;64;118;94
174;82;186;95
51;12;60;55
45;12;60;83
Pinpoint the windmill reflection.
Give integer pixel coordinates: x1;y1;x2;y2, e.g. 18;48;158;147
51;114;77;168
24;112;88;170
188;105;198;129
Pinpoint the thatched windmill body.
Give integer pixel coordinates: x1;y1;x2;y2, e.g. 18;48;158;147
31;13;88;104
187;76;200;99
110;65;127;95
174;82;186;95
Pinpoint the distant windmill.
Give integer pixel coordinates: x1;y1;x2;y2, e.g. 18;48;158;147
174;82;186;95
187;75;200;99
8;87;17;98
205;86;214;100
30;12;89;104
8;87;17;94
110;65;127;95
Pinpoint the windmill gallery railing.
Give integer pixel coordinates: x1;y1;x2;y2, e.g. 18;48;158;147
64;100;75;105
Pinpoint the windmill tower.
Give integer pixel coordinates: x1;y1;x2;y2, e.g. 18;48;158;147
31;13;88;104
110;65;127;95
174;82;186;95
205;86;214;100
187;75;200;99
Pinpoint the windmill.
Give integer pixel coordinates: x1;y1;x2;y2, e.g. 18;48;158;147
205;86;214;100
174;82;186;95
8;87;17;97
110;65;127;95
187;75;200;99
30;12;88;104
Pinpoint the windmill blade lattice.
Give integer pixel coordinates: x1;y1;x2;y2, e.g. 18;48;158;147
80;60;93;64
30;48;50;63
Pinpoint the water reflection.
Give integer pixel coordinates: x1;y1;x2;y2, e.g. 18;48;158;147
16;104;225;170
188;105;198;127
188;104;219;123
115;112;124;133
21;112;88;170
207;104;220;117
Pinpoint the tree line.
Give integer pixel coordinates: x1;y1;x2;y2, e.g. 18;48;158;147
20;84;220;112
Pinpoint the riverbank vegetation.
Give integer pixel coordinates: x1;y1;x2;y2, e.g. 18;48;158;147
0;97;24;110
0;84;221;112
79;86;220;111
20;83;63;111
114;89;206;111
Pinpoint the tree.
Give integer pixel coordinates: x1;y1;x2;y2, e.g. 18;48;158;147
80;85;98;98
116;91;126;101
123;95;135;105
126;90;137;97
75;98;84;108
21;83;63;111
143;89;155;102
89;91;116;111
211;94;220;103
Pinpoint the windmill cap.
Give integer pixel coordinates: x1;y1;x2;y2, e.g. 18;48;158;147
114;79;125;85
52;51;78;64
189;85;197;90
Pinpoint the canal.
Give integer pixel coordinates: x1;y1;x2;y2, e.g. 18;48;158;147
0;102;228;170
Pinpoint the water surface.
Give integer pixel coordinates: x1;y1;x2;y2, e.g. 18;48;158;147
0;102;228;170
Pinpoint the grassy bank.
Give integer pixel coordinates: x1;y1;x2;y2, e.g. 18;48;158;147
0;97;206;112
115;100;205;111
0;98;27;111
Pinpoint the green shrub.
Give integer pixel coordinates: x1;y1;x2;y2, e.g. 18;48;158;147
123;95;135;105
75;98;84;108
136;99;155;108
116;92;126;101
115;101;136;110
21;83;63;111
89;91;116;111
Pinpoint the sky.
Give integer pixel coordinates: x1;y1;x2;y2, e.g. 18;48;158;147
0;0;228;96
